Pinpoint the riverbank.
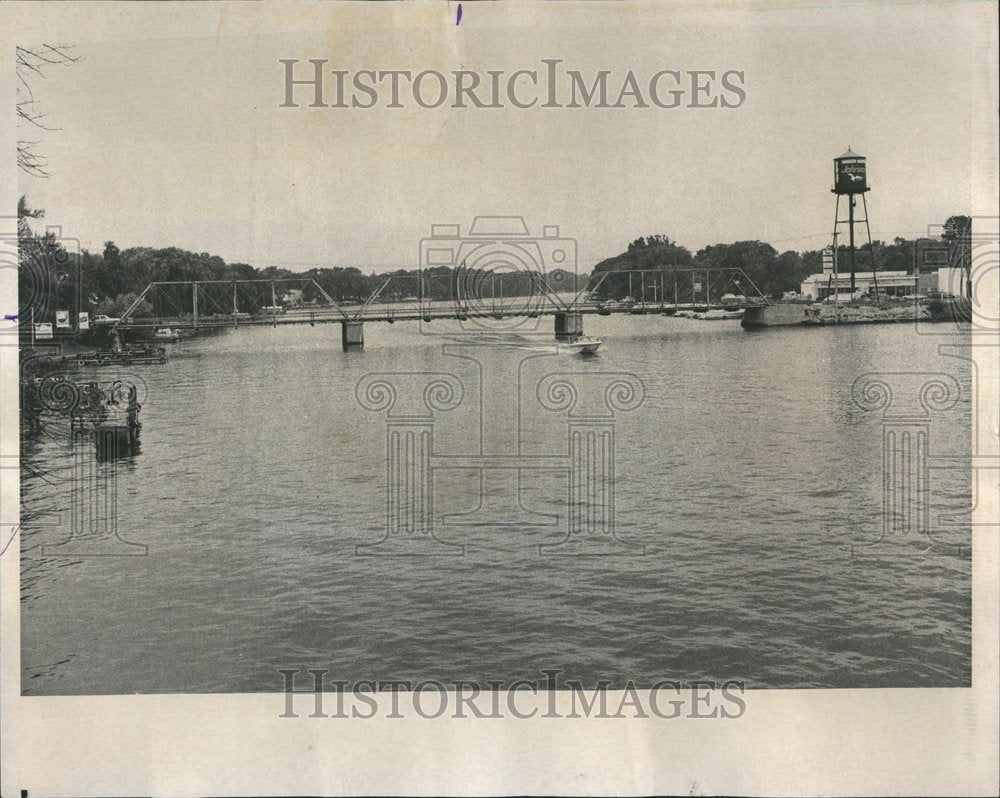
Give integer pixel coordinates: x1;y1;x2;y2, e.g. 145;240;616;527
741;299;967;328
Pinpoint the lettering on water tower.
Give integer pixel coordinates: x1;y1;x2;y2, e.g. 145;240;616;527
834;151;868;195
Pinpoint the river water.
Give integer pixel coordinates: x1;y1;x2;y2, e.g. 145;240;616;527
19;315;972;693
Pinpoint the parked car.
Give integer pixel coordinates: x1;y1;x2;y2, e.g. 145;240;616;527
91;314;120;325
261;305;286;314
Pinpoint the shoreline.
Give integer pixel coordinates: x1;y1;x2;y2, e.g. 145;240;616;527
741;301;967;329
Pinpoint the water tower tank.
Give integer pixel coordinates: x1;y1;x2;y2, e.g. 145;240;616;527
833;147;868;194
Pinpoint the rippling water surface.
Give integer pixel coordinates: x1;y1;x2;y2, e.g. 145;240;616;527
20;316;972;693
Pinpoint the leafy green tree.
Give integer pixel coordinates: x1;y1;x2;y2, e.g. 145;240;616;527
942;215;972;270
588;235;694;299
774;250;804;294
96;292;154;318
95;241;128;298
17;195;77;319
696;240;782;299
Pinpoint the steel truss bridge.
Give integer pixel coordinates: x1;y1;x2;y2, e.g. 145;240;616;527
112;267;769;343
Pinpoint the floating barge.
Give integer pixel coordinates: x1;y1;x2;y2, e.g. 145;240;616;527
21;375;144;459
34;346;168;369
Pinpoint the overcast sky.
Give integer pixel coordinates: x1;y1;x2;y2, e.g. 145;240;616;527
18;1;987;274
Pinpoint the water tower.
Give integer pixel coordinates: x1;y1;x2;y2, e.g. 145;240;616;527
831;147;877;294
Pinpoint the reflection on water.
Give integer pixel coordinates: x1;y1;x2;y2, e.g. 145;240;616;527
20;316;972;693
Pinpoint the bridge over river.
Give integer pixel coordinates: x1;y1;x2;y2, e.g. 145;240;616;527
112;267;769;348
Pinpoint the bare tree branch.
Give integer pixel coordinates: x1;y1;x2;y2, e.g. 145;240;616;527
16;44;82;177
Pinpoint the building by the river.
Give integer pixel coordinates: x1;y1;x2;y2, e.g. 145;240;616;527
936;267;972;299
800;270;917;301
797;266;969;302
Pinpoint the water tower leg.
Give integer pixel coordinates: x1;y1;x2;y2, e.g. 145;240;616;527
554;311;584;340
341;321;364;350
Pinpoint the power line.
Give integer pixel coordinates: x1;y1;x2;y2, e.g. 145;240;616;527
767;231;932;244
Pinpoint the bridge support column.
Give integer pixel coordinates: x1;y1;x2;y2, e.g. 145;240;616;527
554;311;584;340
341;321;364;350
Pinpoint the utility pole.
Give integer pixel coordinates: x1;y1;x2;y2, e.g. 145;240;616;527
833;230;840;323
76;249;82;336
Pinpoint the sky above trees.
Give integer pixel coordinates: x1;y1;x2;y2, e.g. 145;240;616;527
15;3;982;274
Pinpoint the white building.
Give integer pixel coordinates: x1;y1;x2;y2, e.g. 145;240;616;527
800;270;916;301
935;267;971;299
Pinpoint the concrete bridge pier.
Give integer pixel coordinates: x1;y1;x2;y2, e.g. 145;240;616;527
341;321;364;350
554;311;584;340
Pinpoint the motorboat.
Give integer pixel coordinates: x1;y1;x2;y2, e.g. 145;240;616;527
153;327;180;342
559;335;602;354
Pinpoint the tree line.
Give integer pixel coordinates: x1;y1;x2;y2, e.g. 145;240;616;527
587;220;971;303
18;197;971;324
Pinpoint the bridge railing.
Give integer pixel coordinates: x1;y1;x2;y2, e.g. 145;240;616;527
115;267;768;329
579;266;769;309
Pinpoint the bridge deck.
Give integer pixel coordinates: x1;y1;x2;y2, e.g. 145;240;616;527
114;301;760;330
